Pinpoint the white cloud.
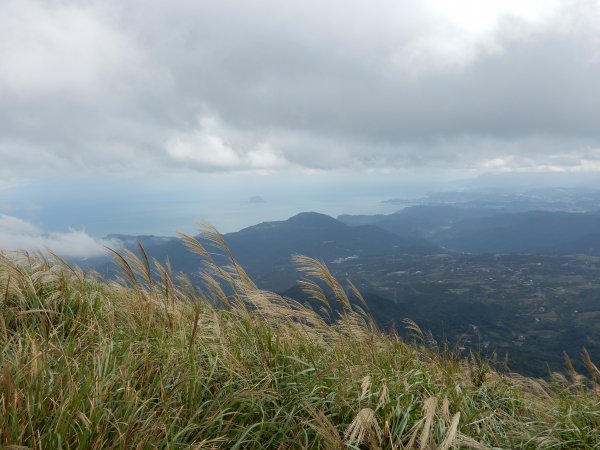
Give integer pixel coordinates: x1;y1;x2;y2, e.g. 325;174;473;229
478;148;600;172
246;144;288;169
165;115;290;171
0;214;113;258
427;0;560;34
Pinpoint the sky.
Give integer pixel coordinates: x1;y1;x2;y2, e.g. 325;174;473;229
1;0;600;256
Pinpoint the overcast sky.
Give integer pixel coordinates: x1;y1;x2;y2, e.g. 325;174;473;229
1;0;600;254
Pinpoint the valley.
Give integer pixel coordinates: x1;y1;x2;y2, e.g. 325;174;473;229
320;251;600;377
83;198;600;377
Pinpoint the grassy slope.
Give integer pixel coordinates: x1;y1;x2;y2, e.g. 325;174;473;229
0;227;599;449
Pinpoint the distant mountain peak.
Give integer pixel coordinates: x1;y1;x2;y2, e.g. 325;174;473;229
286;212;342;227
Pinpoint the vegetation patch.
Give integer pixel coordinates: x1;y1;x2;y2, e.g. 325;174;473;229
1;227;599;449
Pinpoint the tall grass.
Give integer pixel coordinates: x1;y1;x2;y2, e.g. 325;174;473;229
0;226;598;449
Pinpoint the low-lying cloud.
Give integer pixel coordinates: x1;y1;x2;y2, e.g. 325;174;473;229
0;214;113;258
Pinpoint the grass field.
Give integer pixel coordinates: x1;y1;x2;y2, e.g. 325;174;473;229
1;226;599;449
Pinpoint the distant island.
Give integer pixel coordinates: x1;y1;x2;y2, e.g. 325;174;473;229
249;195;266;203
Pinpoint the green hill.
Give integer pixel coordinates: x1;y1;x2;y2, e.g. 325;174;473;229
339;207;600;255
93;212;439;291
1;230;599;449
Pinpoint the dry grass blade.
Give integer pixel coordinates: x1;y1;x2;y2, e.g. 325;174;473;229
563;351;576;379
196;221;229;252
0;363;16;414
189;300;202;351
440;397;451;423
510;373;551;398
297;279;332;315
3;274;10;305
165;257;176;303
45;249;76;275
305;405;344;450
0;252;37;300
16;309;59;316
136;240;154;289
153;259;169;295
200;272;230;307
377;383;389;411
229;261;257;292
176;272;199;301
105;246;139;290
563;351;584;390
178;232;245;299
293;255;352;315
403;318;425;343
178;231;213;261
347;281;379;333
551;371;570;389
457;434;491;450
439;412;460;450
121;246;151;282
345;408;382;447
347;279;368;310
195;221;256;287
582;347;600;381
361;375;371;400
419;396;438;450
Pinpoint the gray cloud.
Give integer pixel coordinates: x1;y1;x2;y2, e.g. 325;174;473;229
1;0;599;179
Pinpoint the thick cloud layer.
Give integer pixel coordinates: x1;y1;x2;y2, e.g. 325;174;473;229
0;214;113;258
1;0;599;179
